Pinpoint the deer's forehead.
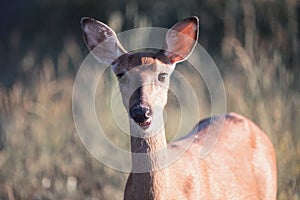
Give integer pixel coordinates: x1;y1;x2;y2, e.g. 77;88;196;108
113;52;169;74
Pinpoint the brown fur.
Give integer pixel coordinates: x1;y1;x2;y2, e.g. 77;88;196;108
124;113;277;200
81;16;277;200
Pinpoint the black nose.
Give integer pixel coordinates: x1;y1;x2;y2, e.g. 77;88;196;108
130;104;152;123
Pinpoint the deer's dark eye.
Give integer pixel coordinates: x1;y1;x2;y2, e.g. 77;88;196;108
158;73;168;82
116;72;129;84
116;73;125;80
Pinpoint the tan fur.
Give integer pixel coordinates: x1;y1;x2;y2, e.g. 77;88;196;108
117;56;277;199
124;113;277;200
81;16;277;200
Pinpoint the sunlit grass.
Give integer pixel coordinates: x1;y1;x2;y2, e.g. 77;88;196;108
0;7;299;200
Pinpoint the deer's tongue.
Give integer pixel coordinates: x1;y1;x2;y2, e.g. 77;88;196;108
139;118;151;129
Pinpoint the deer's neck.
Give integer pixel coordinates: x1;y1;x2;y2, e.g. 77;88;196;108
129;120;170;199
130;129;167;153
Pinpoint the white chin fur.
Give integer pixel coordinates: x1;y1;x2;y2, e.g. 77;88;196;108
130;115;164;138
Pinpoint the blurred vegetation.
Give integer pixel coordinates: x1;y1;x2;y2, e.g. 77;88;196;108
0;0;299;199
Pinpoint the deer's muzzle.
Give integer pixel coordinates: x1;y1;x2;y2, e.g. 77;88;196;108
130;104;152;129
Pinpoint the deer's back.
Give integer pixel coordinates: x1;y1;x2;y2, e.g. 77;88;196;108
167;112;277;199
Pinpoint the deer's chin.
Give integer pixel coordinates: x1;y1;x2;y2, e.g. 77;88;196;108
138;118;152;129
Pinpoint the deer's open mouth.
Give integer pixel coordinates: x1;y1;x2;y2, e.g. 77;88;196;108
138;118;152;129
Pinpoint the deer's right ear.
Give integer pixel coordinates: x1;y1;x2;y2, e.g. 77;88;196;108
81;17;127;66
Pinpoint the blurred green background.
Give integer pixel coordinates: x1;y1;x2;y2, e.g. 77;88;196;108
0;0;299;199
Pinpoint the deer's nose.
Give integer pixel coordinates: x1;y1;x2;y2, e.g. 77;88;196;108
130;104;152;123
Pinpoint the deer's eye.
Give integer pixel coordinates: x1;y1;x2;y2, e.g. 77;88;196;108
116;73;125;80
116;72;130;84
158;73;168;82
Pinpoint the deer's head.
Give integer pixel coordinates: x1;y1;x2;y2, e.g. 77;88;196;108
81;17;199;133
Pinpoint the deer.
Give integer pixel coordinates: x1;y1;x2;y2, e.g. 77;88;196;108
81;16;277;200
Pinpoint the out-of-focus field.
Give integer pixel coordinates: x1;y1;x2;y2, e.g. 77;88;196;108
0;0;299;199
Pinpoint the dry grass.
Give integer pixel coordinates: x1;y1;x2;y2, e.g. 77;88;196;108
0;37;299;200
0;2;299;199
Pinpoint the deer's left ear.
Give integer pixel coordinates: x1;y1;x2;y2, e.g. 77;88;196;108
81;17;127;65
162;16;199;64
